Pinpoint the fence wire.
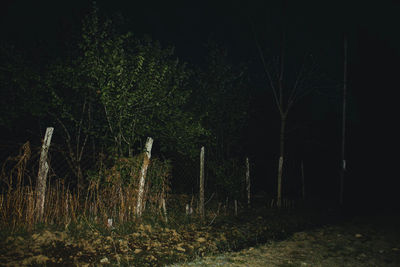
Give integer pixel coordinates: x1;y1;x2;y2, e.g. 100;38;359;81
1;134;250;202
1;138;203;197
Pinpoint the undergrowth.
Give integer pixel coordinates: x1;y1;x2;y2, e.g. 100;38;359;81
0;142;340;266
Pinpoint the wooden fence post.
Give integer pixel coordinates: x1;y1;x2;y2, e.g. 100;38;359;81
246;157;250;208
277;156;284;208
162;198;168;223
234;199;238;216
35;127;54;221
199;146;205;220
136;137;153;217
301;160;306;201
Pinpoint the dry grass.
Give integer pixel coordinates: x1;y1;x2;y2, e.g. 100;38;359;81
0;142;170;231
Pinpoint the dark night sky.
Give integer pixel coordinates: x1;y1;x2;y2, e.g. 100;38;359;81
1;0;399;211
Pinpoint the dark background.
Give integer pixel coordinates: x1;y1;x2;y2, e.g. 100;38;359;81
1;0;399;212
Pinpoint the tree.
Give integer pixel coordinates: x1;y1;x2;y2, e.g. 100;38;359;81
44;55;98;189
78;6;206;158
253;27;321;208
191;42;251;199
43;4;207;189
340;36;348;205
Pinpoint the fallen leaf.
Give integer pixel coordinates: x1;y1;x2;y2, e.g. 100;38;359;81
100;257;109;264
197;237;206;243
176;246;186;252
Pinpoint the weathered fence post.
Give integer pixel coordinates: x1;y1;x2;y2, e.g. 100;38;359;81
199;146;205;220
162;198;168;223
246;157;250;208
234;199;238;216
35;127;54;221
135;137;153;217
277;156;284;208
301;160;306;201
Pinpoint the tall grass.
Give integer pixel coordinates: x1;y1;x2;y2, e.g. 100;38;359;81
0;142;171;232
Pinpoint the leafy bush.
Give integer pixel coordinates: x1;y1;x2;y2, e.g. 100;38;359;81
85;153;171;224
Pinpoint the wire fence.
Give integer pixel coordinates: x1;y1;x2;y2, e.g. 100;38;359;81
0;131;175;227
0;130;279;232
0;136;202;196
0;128;255;216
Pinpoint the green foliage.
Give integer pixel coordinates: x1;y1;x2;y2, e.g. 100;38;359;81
77;6;207;157
37;4;208;188
0;4;251;200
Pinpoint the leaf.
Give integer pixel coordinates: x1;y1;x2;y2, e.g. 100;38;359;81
197;237;207;243
176;246;186;252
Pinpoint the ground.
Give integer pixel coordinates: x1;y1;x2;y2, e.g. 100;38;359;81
170;214;400;266
0;208;399;266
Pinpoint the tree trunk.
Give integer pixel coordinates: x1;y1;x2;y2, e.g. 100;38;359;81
277;115;286;208
135;137;153;217
35;127;54;222
340;37;348;205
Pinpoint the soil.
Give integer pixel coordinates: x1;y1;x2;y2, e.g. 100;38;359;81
170;214;400;267
0;211;399;266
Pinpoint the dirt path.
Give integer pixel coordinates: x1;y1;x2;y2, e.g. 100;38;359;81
1;213;398;266
170;215;400;267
